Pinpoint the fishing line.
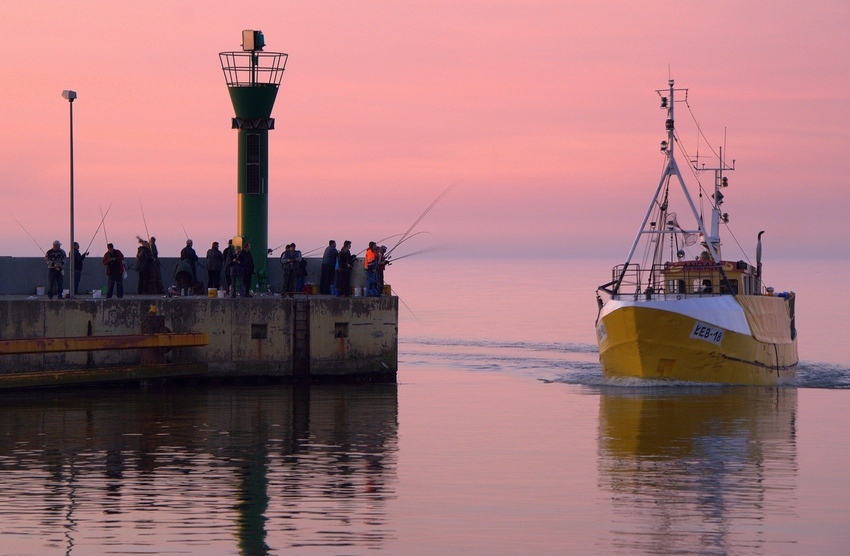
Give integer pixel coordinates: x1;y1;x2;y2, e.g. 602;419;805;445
389;286;420;323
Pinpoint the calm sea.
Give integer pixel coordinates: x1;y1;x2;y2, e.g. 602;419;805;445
1;258;848;555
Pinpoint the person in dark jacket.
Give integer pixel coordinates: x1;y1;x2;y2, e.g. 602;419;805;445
180;239;199;283
242;242;255;297
206;241;224;290
230;245;245;298
135;239;154;294
222;239;234;295
150;236;164;294
336;240;354;297
102;243;125;298
320;240;338;295
72;241;88;295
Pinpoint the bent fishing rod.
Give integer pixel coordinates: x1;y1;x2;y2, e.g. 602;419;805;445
386;182;458;257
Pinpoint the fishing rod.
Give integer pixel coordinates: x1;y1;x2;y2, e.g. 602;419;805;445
139;199;151;242
386;182;457;257
100;205;110;245
386;243;452;263
356;231;431;256
14;218;44;254
181;224;190;241
84;201;113;253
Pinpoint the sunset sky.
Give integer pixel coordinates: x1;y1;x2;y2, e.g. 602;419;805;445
1;1;847;260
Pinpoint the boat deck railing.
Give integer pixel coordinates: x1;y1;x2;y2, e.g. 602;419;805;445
600;263;741;300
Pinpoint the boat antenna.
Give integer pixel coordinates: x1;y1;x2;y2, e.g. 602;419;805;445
14;218;44;254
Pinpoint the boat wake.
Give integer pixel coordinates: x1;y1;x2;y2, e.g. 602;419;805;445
400;337;850;389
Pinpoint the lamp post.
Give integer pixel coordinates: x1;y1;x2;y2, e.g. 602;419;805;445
62;90;76;298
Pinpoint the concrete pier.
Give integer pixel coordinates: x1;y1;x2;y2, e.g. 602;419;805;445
0;295;397;389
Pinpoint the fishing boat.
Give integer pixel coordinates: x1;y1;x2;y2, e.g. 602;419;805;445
595;80;797;385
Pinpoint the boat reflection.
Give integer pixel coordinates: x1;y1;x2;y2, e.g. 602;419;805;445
598;386;797;554
0;381;398;554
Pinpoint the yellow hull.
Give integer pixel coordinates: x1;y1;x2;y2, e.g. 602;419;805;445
597;303;797;386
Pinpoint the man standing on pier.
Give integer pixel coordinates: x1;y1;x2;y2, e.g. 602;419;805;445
180;239;199;284
320;240;337;295
102;243;125;298
45;240;66;299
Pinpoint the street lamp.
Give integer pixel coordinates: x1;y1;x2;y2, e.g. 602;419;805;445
62;90;76;298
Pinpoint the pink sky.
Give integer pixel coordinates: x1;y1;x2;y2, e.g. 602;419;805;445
1;1;848;260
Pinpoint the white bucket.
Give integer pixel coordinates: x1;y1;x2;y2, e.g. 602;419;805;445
92;290;102;299
216;290;225;298
354;287;363;296
35;286;45;296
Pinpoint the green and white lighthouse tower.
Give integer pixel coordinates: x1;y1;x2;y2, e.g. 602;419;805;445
219;30;288;291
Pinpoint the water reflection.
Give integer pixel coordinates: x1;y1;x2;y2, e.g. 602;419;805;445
598;387;797;555
0;381;398;554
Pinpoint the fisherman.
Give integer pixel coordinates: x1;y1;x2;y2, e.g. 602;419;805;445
173;259;194;296
206;241;224;290
280;243;299;294
72;241;88;295
180;239;199;284
337;240;354;297
364;241;378;296
294;243;307;293
149;236;164;294
242;242;255;297
102;243;125;299
135;238;154;294
377;245;391;295
230;245;246;298
45;240;66;300
320;240;338;295
223;239;235;295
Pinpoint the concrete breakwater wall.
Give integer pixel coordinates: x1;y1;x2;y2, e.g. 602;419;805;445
0;296;397;388
0;257;369;295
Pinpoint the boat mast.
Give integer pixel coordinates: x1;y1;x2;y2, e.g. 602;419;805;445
610;80;718;296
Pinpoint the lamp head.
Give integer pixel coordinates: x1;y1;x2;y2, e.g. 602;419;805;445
62;90;77;101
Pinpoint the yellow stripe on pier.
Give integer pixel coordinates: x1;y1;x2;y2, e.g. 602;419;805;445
0;333;209;355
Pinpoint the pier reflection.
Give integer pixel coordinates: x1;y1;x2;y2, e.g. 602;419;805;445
597;386;797;555
0;381;398;554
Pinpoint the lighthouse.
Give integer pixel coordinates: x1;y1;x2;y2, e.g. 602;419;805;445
219;30;288;291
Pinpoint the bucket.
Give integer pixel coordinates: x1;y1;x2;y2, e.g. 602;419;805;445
383;284;391;296
208;288;217;298
354;287;362;296
62;289;70;298
92;289;102;299
101;286;108;295
303;283;312;294
311;284;319;295
35;286;45;296
216;290;225;298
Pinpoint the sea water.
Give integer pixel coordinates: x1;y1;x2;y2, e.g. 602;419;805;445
0;258;848;555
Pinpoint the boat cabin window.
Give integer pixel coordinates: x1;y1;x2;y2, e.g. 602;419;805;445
720;279;739;294
667;279;687;294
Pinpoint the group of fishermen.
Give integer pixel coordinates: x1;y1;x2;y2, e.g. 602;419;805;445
43;236;391;299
